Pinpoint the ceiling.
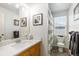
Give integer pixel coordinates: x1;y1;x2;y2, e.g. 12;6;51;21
0;3;19;14
0;3;72;14
49;3;72;13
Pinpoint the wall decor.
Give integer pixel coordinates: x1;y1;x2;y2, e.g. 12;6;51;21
74;3;79;21
33;13;43;26
14;19;19;26
20;17;27;27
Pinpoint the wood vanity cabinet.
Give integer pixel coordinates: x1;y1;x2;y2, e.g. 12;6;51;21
17;49;31;56
29;42;41;56
17;42;41;56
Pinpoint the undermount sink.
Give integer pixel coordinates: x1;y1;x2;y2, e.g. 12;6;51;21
10;40;33;48
0;40;13;47
11;43;26;48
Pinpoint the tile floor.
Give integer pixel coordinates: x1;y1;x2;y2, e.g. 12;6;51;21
50;46;70;56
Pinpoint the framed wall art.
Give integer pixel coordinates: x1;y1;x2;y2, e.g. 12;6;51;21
74;3;79;21
33;13;43;26
14;19;19;26
20;17;27;27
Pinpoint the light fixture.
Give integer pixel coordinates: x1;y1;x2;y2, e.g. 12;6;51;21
19;3;26;7
15;4;20;8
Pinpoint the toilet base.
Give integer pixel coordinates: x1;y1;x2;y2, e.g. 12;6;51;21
58;47;63;52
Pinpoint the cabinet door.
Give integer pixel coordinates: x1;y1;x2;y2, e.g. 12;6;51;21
17;50;31;56
17;42;41;56
29;42;41;56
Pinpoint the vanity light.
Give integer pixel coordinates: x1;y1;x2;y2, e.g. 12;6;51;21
15;3;26;8
15;4;20;8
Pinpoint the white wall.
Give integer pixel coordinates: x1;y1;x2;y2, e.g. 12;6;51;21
19;5;30;37
0;6;19;39
19;4;48;55
53;10;68;17
68;3;78;32
30;4;48;56
68;3;78;49
68;3;79;48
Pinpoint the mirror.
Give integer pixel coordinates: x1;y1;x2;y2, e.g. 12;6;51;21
0;3;30;41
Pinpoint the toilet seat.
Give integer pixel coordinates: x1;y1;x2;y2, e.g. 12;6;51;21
57;42;64;47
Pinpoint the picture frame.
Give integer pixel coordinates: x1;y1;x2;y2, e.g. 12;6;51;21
74;3;79;21
14;19;19;26
20;17;27;27
33;13;43;26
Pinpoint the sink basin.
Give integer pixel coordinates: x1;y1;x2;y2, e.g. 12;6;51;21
11;43;26;48
0;40;13;47
10;40;33;48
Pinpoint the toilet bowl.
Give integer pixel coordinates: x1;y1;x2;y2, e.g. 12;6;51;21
57;42;64;52
57;36;64;52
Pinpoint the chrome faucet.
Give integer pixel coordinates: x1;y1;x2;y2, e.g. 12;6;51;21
15;39;21;43
29;34;33;40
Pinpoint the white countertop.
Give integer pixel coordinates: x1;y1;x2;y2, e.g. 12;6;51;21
0;39;41;56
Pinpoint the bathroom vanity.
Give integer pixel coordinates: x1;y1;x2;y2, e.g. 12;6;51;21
17;42;41;56
0;39;41;56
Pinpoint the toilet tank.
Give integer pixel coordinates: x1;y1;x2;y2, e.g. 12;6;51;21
57;35;64;42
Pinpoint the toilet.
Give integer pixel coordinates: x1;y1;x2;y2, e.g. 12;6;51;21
57;36;65;52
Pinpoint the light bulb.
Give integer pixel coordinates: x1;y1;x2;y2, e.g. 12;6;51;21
16;4;20;8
